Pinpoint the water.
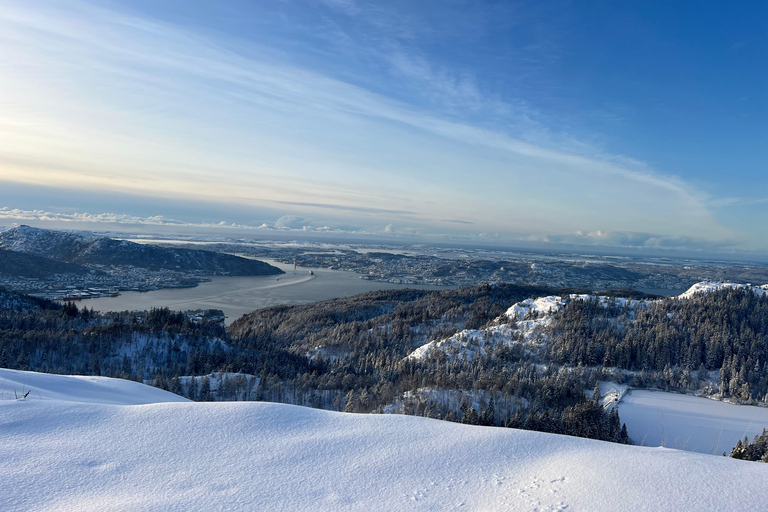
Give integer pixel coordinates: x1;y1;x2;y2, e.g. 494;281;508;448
617;389;768;455
85;260;447;325
634;287;687;297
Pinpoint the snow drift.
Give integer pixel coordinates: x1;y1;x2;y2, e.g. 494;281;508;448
2;369;768;511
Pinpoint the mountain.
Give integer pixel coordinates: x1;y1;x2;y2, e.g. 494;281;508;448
0;225;283;275
2;368;767;512
0;247;94;278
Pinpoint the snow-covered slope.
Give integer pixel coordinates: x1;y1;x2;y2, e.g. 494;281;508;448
0;368;188;405
408;293;649;362
2;370;768;511
409;280;768;364
678;281;768;299
406;323;517;361
505;295;566;320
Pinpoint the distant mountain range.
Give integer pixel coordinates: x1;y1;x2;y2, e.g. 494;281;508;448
0;225;283;276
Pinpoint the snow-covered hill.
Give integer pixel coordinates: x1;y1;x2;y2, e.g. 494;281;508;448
678;280;768;299
2;370;768;511
407;293;649;363
0;368;188;405
407;281;768;364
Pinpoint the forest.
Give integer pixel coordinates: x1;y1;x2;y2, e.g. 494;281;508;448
4;282;767;448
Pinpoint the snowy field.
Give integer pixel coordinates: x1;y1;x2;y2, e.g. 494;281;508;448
2;370;768;511
617;389;768;455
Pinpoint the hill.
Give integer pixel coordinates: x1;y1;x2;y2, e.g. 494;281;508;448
0;367;188;404
0;225;283;276
0;247;94;278
0;286;59;312
1;369;767;511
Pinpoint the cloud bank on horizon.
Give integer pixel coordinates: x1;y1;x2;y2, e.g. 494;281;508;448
0;1;765;254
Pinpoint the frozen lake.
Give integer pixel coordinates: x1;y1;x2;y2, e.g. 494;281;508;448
617;389;768;455
85;260;447;325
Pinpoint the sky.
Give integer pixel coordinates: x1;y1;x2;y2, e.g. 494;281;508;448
0;0;766;256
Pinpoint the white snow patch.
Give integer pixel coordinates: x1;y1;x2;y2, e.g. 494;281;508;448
505;295;565;320
406;324;517;362
678;281;768;300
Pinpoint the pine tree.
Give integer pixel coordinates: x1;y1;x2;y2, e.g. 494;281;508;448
620;423;629;444
187;378;197;401
482;397;496;426
462;406;479;425
199;376;211;401
170;375;182;396
344;390;356;413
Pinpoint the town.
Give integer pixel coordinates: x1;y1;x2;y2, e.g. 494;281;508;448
0;264;210;301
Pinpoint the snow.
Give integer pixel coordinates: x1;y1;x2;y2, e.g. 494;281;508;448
3;370;768;511
0;368;188;405
407;296;565;362
568;294;650;309
505;295;565;320
594;381;629;408
408;293;648;362
617;390;768;455
406;324;517;361
505;295;649;321
678;281;768;299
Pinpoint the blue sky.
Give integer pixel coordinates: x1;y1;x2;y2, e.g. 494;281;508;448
0;0;765;255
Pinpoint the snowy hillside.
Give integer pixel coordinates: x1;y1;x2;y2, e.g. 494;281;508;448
2;370;768;511
0;368;188;405
407;293;649;362
407;282;768;364
678;280;768;299
506;295;566;320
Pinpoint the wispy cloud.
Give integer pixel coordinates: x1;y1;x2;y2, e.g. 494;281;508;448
273;201;416;216
0;1;740;251
708;197;768;208
0;207;360;235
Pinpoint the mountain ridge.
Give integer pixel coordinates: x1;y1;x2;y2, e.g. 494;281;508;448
0;225;283;276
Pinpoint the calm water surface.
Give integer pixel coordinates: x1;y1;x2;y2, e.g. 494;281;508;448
85;260;448;325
